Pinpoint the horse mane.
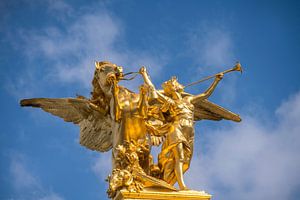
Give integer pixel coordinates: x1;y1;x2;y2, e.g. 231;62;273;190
90;61;138;112
90;68;109;112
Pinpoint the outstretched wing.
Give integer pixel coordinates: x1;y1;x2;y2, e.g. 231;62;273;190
193;99;241;122
20;98;113;152
175;91;241;122
157;90;241;122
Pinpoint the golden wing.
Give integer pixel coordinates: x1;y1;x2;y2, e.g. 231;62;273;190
20;98;113;152
177;91;241;122
193;99;241;122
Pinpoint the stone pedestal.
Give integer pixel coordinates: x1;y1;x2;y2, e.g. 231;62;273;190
113;188;211;200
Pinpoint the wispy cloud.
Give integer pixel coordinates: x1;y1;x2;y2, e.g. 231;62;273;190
188;26;236;71
10;153;40;191
4;68;42;99
38;193;64;200
9;152;64;200
185;91;300;200
18;11;123;87
46;0;74;19
91;152;112;181
187;25;239;104
5;1;166;98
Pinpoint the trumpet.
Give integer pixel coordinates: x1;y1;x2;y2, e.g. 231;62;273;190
184;62;243;88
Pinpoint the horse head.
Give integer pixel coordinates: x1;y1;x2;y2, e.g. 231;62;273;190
92;61;124;96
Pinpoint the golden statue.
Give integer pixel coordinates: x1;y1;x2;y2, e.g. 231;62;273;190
140;66;225;190
20;61;242;200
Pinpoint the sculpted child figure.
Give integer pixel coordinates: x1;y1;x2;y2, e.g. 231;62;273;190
140;66;224;190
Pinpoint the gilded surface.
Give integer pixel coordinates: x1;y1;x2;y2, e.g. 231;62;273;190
115;188;212;200
20;61;242;199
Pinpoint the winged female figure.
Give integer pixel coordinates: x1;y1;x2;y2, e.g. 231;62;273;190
139;66;241;190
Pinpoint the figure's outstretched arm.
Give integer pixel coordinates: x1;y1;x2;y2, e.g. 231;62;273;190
139;66;158;99
139;67;174;105
191;73;223;104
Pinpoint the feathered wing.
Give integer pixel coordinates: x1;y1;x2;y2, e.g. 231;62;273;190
20;98;113;152
160;91;241;122
192;98;241;122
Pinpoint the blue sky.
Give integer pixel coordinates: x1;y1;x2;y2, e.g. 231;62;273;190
1;0;300;199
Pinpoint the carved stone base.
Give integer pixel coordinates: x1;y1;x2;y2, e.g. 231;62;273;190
113;188;211;200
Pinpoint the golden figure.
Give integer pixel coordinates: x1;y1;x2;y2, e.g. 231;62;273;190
140;67;224;190
20;61;242;199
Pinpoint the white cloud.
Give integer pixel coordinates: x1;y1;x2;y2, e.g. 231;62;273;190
4;67;44;99
91;152;112;181
187;26;239;104
46;0;74;19
188;27;236;71
185;91;300;200
15;2;165;91
20;12;122;87
38;193;64;200
10;153;40;191
9;153;64;200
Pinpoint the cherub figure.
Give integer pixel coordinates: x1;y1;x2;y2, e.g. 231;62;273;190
140;67;224;190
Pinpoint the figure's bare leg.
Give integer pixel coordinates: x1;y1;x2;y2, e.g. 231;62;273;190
173;143;187;190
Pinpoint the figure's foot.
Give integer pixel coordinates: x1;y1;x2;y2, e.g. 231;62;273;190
179;186;190;191
178;187;191;192
178;183;189;191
